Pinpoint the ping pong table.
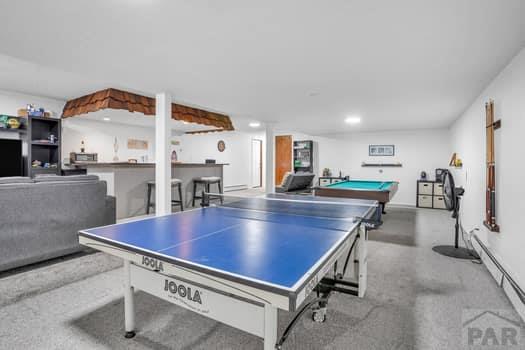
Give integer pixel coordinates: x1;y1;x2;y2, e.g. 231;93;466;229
78;193;377;349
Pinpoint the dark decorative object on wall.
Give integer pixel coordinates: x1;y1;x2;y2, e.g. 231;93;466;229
217;140;226;152
369;145;395;156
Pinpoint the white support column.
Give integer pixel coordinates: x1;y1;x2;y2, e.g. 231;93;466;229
265;123;275;193
155;92;172;216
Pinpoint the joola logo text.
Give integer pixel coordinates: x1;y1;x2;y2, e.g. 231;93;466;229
164;279;202;304
142;256;164;271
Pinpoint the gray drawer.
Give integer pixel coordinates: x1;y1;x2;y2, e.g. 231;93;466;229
433;196;447;209
319;179;331;186
418;182;433;195
418;195;433;208
433;183;444;196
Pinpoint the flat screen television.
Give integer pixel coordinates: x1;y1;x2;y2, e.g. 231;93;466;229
0;138;23;177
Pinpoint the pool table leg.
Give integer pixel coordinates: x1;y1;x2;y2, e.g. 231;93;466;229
381;203;386;214
374;205;383;227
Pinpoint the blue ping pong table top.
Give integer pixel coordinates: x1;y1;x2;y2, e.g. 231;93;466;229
80;196;376;292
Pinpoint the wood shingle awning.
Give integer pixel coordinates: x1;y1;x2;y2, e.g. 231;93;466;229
62;88;234;132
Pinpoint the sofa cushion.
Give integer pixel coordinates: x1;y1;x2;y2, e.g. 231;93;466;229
34;175;99;183
0;177;34;185
287;173;315;191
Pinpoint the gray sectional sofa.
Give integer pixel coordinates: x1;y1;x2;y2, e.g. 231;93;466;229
0;175;116;272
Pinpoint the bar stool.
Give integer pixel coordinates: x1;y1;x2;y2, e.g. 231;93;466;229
192;176;222;206
146;179;184;214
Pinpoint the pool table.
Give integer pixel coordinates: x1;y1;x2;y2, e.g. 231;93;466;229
313;180;398;223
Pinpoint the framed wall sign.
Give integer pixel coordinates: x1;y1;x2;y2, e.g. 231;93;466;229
217;140;226;152
369;145;395;156
128;139;148;150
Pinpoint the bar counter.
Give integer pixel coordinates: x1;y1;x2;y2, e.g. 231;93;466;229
73;162;228;219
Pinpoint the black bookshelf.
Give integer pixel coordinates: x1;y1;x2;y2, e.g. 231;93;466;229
293;140;314;173
27;116;61;177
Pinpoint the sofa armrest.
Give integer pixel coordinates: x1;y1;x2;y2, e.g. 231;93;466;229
104;196;117;225
275;186;286;193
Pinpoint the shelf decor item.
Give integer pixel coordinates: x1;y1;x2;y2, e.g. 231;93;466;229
369;145;395;156
449;153;463;168
7;117;20;129
217;140;226;152
0;115;8;128
70;152;98;164
113;137;119;161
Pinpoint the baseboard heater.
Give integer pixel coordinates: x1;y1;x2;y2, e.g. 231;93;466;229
473;233;525;305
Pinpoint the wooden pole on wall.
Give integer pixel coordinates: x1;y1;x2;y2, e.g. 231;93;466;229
484;100;501;232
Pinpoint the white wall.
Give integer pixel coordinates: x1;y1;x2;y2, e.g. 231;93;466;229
179;130;266;189
0;90;65;153
450;47;525;311
62;119;266;189
0;89;64;117
62;118;156;163
278;129;450;206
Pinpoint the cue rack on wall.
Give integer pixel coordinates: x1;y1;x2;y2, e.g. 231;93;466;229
484;100;501;232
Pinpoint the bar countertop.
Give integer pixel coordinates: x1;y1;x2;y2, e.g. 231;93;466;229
72;162;229;168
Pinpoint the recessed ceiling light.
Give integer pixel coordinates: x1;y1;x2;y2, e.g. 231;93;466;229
345;116;361;124
249;122;261;128
103;117;111;122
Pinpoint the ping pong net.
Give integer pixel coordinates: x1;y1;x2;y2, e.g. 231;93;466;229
201;192;378;221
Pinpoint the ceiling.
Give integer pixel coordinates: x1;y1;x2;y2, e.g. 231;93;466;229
0;0;524;135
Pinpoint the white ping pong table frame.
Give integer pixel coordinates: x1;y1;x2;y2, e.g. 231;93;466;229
79;221;368;350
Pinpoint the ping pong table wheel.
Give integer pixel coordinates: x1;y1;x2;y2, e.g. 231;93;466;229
312;307;327;323
125;331;136;339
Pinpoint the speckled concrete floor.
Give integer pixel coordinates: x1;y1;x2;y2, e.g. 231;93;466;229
0;207;523;349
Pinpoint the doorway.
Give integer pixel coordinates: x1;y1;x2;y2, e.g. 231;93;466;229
275;135;292;185
251;139;263;188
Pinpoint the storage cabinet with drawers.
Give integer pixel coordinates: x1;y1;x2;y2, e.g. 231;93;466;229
318;176;349;186
417;180;446;209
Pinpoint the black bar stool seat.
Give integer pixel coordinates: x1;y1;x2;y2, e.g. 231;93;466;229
146;178;184;214
192;176;222;206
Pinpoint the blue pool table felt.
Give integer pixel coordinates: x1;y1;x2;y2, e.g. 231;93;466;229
327;180;396;191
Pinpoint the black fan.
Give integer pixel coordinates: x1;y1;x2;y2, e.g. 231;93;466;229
432;170;480;259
